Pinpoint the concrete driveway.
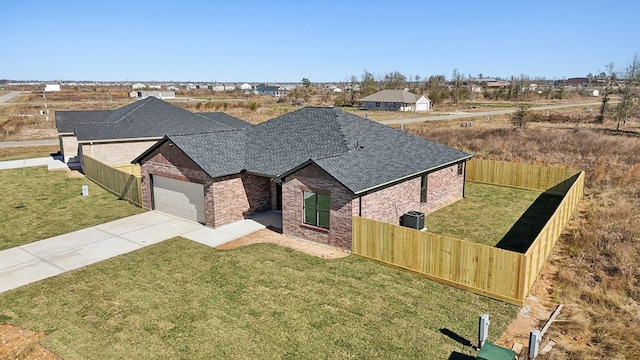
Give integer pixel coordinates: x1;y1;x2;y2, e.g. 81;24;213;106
0;211;266;293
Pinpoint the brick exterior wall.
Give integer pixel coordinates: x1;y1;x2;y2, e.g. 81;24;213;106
283;164;354;249
420;163;465;214
357;176;422;225
209;174;271;226
356;163;465;225
140;141;272;227
82;140;159;166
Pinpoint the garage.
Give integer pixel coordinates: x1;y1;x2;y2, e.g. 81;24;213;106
152;175;205;223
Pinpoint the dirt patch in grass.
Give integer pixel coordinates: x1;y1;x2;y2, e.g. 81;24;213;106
0;145;59;161
217;229;350;259
0;324;60;359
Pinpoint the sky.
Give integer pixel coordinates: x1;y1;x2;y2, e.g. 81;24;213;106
1;0;639;82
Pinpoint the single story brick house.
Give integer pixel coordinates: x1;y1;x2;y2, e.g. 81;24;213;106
133;107;472;249
358;90;432;112
55;97;250;167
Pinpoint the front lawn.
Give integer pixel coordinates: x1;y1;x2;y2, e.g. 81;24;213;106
425;181;550;249
0;239;517;359
0;166;143;250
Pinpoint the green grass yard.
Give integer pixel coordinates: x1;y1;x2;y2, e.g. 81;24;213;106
0;166;143;250
0;239;517;359
425;181;554;250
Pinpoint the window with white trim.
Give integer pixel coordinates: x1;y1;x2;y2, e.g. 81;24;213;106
303;192;330;229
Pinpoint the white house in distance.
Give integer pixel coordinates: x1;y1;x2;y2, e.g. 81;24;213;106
44;84;61;92
131;83;147;90
129;90;176;99
358;90;432;112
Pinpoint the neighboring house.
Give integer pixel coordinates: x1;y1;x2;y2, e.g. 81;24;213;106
485;81;510;88
148;84;162;89
44;84;61;92
131;83;146;90
167;85;179;91
209;84;236;92
129;90;176;99
54;97;249;167
566;77;589;87
133;107;472;249
239;83;253;90
255;84;289;97
358;90;432;112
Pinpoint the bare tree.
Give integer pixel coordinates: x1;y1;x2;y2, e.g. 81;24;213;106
425;75;447;105
451;69;465;104
511;103;532;131
615;53;640;129
360;70;378;97
382;71;407;89
597;62;616;123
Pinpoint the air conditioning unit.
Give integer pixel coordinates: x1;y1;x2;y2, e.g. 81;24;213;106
401;211;424;230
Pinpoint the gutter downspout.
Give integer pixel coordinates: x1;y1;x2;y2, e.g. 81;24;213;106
358;195;362;217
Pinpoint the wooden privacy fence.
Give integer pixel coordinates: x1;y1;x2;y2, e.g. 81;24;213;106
466;158;580;193
352;217;527;304
352;159;584;305
113;164;141;176
523;171;584;292
83;155;142;206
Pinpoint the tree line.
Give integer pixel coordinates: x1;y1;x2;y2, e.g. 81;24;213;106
329;69;607;107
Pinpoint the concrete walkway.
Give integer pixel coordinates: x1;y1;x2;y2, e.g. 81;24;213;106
0;156;69;171
0;211;266;293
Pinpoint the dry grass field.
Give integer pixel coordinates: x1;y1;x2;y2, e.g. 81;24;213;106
406;113;640;359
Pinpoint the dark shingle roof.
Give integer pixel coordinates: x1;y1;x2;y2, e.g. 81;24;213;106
65;97;246;141
55;110;113;133
169;130;247;178
56;97;251;141
198;112;251;129
141;107;471;194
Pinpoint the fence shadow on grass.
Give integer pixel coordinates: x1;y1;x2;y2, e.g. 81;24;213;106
448;351;476;360
496;173;580;253
439;328;474;349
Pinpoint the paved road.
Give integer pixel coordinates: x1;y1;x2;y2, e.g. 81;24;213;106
0;139;58;147
381;102;602;125
0;91;23;104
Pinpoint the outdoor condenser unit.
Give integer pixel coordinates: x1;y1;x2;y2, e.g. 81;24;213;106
401;211;424;230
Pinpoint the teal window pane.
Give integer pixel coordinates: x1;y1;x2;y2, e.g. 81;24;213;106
317;194;330;211
317;211;330;228
304;208;317;225
303;192;316;208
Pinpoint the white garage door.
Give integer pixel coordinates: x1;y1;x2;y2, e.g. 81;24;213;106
416;102;429;111
152;175;205;223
